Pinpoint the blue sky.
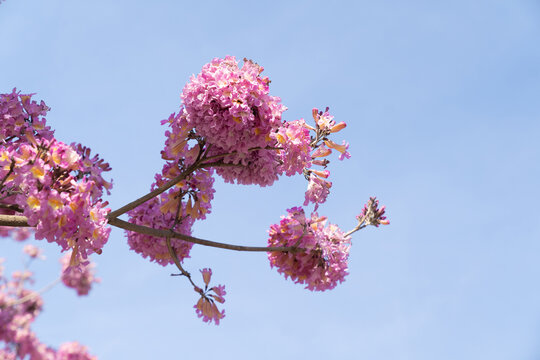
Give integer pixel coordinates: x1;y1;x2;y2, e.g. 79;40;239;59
1;0;540;359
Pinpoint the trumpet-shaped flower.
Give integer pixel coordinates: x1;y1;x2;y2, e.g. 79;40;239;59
268;207;351;291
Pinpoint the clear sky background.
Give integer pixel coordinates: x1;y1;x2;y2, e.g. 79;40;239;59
1;1;540;359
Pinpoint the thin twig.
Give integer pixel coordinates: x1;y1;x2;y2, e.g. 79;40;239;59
165;236;197;288
344;224;367;238
0;159;15;189
11;278;61;306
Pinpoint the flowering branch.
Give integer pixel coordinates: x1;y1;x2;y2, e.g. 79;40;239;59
107;162;201;220
345;197;389;237
108;217;301;253
107;144;282;221
0;58;390;331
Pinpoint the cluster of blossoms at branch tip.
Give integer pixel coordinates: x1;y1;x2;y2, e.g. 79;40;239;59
60;251;100;296
268;207;351;291
358;197;390;227
0;252;96;359
174;56;314;186
193;268;226;325
0;89;113;266
181;56;285;153
302;107;350;210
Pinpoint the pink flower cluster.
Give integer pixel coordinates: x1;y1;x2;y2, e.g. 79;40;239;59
302;107;350;210
60;252;100;296
0;253;96;359
0;89;113;263
127;130;215;265
173;56;312;186
271;119;312;176
268;207;351;291
129;57;359;321
126;187;195;266
303;173;332;211
23;244;44;259
56;342;97;360
193;268;226;325
358;197;390;227
182;56;285;153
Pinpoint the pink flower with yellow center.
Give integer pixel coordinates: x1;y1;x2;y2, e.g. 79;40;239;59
324;140;351;160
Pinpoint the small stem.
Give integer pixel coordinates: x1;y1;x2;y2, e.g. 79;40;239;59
11;278;61;306
344;217;368;237
165;236;197;288
108;217;301;253
344;224;367;238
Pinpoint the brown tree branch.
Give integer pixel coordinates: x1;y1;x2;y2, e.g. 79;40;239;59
0;214;30;227
107;217;301;253
107;162;200;220
107;145;282;220
0;214;304;253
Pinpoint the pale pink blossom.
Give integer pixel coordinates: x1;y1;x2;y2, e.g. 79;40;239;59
60;252;100;296
268;208;351;291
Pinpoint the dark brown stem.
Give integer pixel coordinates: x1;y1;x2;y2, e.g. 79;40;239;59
200;145;281;164
1;214;303;253
0;204;24;213
0;214;30;227
0;160;15;189
107;162;200;220
199;161;242;169
108;217;301;253
165;236;198;288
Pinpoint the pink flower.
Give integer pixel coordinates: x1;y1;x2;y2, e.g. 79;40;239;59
303;174;332;210
56;342;97;360
358;197;389;227
193;269;226;325
194;295;225;325
201;268;212;287
311;145;332;158
127;162;215;266
181;56;286;153
272;119;312;176
330;121;347;133
324;139;351;160
0;91;113;258
23;245;44;259
208;146;280;186
60;252;100;296
268;208;351;291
